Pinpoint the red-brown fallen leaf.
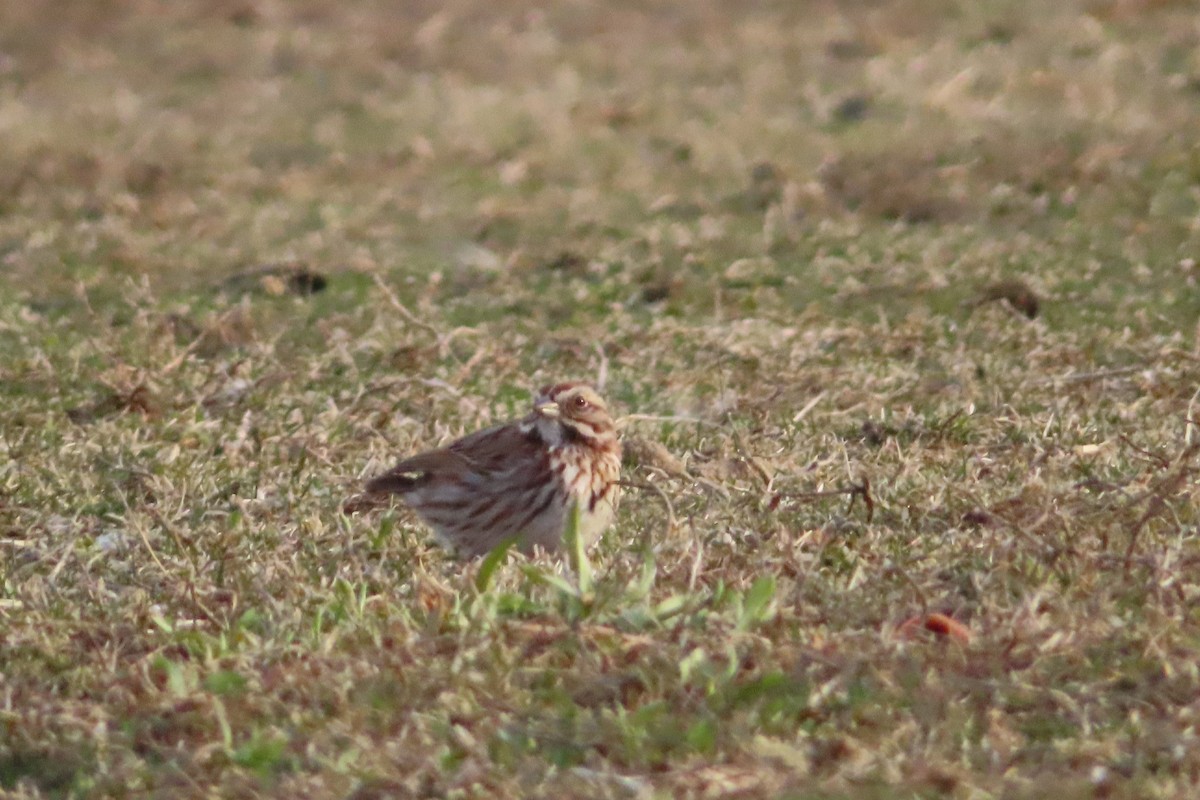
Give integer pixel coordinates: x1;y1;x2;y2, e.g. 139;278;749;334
897;612;971;644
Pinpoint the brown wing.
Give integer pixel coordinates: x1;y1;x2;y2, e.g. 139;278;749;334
364;448;471;494
447;421;543;473
365;421;541;494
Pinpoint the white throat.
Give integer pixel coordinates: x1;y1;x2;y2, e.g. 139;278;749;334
532;415;567;446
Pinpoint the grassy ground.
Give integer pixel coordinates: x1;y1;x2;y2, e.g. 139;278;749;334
3;0;1200;797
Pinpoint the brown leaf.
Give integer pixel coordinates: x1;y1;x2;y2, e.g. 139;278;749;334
66;384;158;423
972;279;1040;318
622;436;688;477
220;263;328;297
897;612;971;644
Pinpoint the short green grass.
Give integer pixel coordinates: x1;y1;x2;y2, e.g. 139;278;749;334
3;1;1200;797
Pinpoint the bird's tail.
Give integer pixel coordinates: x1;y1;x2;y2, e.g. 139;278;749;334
364;470;423;495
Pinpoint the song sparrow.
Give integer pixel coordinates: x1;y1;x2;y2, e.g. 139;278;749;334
365;382;621;557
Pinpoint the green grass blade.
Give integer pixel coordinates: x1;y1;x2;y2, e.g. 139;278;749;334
564;502;593;595
475;533;521;592
738;576;776;630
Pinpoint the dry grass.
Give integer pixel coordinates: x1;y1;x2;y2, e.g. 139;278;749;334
3;1;1200;797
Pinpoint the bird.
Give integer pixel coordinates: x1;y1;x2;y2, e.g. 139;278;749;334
364;382;621;558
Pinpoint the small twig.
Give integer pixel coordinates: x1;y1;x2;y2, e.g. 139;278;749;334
135;518;171;578
139;504;220;627
372;274;443;338
998;509;1073;561
147;506;198;571
1161;347;1200;362
161;335;205;376
791;391;826;423
768;476;874;522
1123;498;1168;573
1123;441;1200;573
687;539;705;593
373;274;482;361
769;486;852;504
693;476;732;501
741;455;773;488
931;409;966;440
1125;441;1200;505
617;414;723;430
1117;434;1171;470
1185;384;1200;446
883;561;929;616
1030;366;1141;387
357;376;465;403
619;479;677;535
594;343;609;392
47;539;76;584
854;475;875;522
1074;476;1134;499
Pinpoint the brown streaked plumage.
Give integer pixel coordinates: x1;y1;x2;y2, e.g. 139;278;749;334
365;382;621;557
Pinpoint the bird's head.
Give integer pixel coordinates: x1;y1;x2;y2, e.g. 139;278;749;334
529;382;617;448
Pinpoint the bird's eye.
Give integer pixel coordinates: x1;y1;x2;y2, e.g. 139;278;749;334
573;395;589;409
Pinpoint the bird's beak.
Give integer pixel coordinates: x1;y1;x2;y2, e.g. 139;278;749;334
535;402;560;418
